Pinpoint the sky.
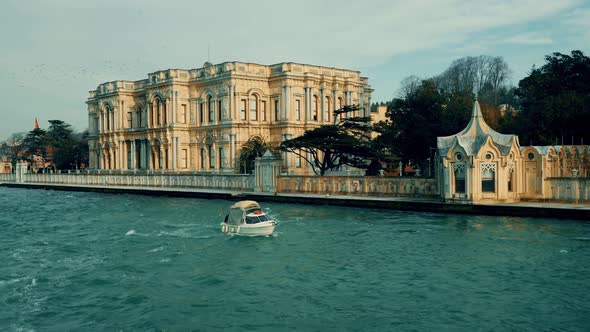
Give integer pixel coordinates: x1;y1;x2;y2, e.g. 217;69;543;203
1;0;588;140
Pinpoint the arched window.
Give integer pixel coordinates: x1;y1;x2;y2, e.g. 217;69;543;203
249;95;258;121
199;102;204;124
208;95;214;123
208;145;215;169
454;164;466;193
481;163;496;193
312;95;318;121
156;98;162;125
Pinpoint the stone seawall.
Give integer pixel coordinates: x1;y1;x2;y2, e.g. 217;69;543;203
3;182;589;221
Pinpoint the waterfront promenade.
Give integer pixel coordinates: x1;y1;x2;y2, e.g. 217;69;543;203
2;182;589;221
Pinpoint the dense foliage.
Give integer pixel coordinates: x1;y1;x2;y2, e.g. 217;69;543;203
238;136;277;174
513;50;590;145
0;120;88;172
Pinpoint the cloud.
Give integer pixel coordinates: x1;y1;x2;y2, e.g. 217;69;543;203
0;0;587;138
502;32;554;45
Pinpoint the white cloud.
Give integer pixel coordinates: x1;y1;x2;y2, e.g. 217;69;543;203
502;32;554;45
0;0;587;137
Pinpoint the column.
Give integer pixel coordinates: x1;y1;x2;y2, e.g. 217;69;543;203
172;137;177;170
229;134;235;170
320;88;325;122
229;84;234;120
117;140;127;170
132;140;137;170
98;148;103;169
165;99;171;125
146;140;150;169
282;134;291;168
304;87;310;122
173;91;178;125
359;91;365;116
279;85;287;121
120;101;125;130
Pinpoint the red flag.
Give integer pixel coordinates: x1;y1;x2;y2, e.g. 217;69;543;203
34;117;39;129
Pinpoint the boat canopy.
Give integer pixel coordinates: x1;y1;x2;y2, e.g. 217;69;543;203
230;200;260;210
226;200;265;226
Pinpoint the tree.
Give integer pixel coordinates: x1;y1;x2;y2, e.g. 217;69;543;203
378;80;451;168
47;120;77;170
0;132;27;170
515;50;590;145
281;105;384;176
23;127;47;170
71;130;90;169
238;136;275;174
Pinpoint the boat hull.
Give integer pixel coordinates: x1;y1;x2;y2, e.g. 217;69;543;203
220;221;276;236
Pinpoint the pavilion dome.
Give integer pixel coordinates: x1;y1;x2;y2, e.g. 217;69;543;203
437;99;518;157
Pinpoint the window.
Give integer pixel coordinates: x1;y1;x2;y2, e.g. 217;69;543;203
508;170;513;192
261;101;267;121
199;103;204;124
200;148;206;169
240;99;247;120
295;154;302;167
454;165;465;193
337;97;344;120
249;95;258;121
219;147;224;169
157;100;162;125
127;142;132;169
181;149;187;168
312;96;318;121
274;99;279;121
218;100;222;121
209;145;215;169
179;104;186;124
481;163;495;193
295;99;301;121
208;96;214;123
528;152;535;160
162;102;167;125
138;108;143;127
127;112;132;128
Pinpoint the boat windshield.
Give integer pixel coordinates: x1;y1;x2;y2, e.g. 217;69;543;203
245;213;271;224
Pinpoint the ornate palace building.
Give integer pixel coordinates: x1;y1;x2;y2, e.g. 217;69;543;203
437;99;590;203
87;62;373;174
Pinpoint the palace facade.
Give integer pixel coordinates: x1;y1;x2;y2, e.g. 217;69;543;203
87;61;373;174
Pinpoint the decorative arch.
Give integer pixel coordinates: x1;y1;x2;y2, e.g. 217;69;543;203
150;93;167;126
312;94;319;121
324;95;332;123
249;93;259;121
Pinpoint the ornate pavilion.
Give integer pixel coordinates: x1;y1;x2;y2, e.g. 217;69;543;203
437;99;589;204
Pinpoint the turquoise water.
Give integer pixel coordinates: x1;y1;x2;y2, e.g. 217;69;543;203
1;187;589;331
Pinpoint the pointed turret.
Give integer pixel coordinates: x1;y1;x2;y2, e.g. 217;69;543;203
437;99;518;157
34;117;39;129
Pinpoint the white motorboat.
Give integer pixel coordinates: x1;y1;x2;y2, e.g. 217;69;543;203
221;200;277;236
